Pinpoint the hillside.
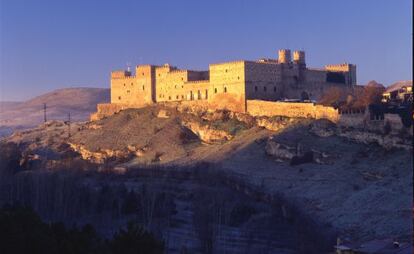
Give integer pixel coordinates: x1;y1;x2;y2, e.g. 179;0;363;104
0;87;109;133
2;104;412;249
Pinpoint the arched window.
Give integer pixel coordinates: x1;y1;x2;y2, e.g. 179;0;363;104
263;86;267;92
224;87;227;93
142;85;145;90
214;88;218;93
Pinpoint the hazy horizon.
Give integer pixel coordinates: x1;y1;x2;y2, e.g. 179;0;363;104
1;0;412;101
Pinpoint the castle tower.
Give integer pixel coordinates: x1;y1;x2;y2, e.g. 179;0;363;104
293;50;306;65
278;49;291;64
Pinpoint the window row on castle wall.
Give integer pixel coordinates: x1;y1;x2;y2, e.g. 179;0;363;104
214;86;227;94
159;89;208;101
122;83;145;90
254;86;277;93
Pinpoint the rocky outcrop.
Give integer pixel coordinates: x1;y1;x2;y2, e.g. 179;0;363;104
157;109;170;118
265;138;296;160
337;129;412;150
256;117;298;132
181;120;233;144
68;143;132;164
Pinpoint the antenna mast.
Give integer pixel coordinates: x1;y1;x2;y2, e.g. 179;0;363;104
43;103;47;123
67;112;71;138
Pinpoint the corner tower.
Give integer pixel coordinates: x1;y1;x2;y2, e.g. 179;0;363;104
293;50;306;66
278;49;291;64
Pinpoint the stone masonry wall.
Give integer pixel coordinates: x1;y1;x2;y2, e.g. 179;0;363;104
246;100;339;122
208;61;246;112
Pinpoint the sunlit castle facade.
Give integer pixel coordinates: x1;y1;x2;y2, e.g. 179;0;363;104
108;49;356;112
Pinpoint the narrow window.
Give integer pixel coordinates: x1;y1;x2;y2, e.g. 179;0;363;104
205;89;208;99
131;83;133;86
176;95;179;99
169;96;171;100
254;86;258;92
214;88;217;93
224;87;227;93
198;90;201;99
123;83;126;87
181;95;184;99
264;86;267;92
143;85;145;90
118;96;121;100
273;86;277;92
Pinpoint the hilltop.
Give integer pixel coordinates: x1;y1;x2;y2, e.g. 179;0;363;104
0;87;109;135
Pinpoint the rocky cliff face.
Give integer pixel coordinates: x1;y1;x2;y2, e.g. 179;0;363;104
181;120;233;144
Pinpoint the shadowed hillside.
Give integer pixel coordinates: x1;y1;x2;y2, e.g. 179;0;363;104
0;87;109;133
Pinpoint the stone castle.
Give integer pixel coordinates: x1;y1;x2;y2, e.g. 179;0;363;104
92;49;356;120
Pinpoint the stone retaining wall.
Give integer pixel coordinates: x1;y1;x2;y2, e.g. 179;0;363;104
246;100;339;122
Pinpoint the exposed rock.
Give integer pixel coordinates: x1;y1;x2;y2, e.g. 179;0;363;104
256;117;294;131
87;124;102;130
309;120;337;137
157;109;170;118
68;143;130;164
182;120;233;144
135;149;145;157
202;110;229;122
265;138;296;160
230;112;256;127
337;129;412;150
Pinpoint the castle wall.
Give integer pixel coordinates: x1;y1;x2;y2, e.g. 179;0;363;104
244;61;284;101
110;66;154;106
183;80;210;101
90;103;145;121
101;49;359;120
246;100;339;122
135;65;156;103
325;63;356;85
208;61;246;112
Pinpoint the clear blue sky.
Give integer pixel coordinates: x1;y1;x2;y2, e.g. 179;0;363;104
0;0;412;101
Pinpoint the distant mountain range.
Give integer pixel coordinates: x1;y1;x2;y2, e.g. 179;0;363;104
0;87;109;136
